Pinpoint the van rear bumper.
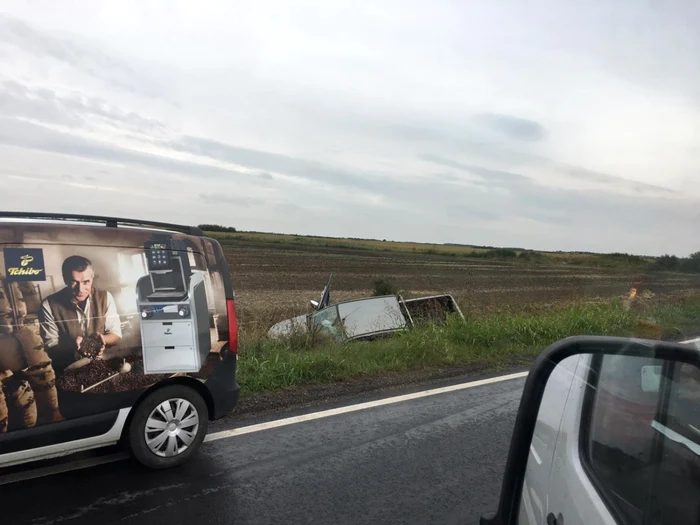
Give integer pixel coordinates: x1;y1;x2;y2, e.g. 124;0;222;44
204;348;240;420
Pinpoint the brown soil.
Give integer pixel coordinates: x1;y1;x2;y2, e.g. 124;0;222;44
221;239;700;337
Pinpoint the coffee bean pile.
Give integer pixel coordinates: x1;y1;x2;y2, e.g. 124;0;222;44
77;333;103;359
56;353;169;394
56;359;112;392
110;360;169;393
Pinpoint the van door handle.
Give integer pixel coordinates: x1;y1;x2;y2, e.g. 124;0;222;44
547;512;563;525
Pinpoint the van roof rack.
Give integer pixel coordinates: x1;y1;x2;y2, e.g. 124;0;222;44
0;212;204;236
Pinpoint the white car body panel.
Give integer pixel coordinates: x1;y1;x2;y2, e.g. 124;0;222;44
520;354;617;525
546;354;616;525
0;408;130;468
519;355;581;525
267;314;309;338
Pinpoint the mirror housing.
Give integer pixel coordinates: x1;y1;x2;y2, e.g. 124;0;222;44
480;335;700;525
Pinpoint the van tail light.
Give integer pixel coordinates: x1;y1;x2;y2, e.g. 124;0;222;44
226;298;238;354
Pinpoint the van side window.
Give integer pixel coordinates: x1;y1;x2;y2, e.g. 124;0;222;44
581;355;700;525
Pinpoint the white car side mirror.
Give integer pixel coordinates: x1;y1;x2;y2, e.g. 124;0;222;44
482;336;700;525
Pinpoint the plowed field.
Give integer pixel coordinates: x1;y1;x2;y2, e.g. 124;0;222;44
220;239;700;337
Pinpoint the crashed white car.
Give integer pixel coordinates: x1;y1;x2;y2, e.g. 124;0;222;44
268;277;465;342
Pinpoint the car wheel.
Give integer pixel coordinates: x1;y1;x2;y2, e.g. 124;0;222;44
126;384;209;469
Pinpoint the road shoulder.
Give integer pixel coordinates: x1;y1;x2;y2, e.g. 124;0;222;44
211;362;531;432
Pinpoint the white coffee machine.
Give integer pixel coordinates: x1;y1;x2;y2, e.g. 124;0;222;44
136;239;210;374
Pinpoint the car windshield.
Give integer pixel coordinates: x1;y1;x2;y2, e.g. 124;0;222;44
310;305;343;340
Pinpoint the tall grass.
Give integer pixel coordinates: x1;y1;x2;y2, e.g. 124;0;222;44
236;296;700;395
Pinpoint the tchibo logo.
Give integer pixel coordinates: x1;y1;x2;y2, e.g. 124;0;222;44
4;248;47;282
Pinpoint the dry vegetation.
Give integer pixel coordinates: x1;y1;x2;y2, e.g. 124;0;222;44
211;230;493;255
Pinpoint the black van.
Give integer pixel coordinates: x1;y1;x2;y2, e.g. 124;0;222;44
0;212;239;469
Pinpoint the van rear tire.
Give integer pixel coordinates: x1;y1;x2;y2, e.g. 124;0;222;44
126;385;209;469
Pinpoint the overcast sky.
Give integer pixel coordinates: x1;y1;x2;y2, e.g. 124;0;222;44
0;1;698;255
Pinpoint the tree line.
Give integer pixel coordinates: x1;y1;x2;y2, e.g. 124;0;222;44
198;224;237;233
652;252;700;273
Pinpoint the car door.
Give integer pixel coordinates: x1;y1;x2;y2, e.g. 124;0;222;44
543;354;700;525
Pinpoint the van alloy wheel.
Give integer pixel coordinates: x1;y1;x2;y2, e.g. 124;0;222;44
144;398;200;457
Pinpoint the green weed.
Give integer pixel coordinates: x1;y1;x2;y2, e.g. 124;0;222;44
236;296;700;396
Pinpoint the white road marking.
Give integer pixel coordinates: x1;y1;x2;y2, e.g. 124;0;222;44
0;370;527;484
4;335;700;485
204;371;528;442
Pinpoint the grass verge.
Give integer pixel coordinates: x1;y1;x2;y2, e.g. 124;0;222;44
236;294;700;397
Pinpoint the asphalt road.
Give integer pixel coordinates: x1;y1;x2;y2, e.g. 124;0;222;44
1;374;526;525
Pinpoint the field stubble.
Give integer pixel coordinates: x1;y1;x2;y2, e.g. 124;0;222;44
223;240;700;339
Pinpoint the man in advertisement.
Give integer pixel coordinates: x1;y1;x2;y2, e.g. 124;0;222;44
40;255;122;371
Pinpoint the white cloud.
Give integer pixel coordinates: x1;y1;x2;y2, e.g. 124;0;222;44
0;3;698;255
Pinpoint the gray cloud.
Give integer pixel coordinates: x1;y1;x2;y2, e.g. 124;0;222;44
199;193;264;207
0;80;166;135
1;123;697;255
0;115;392;200
0;81;82;128
384;159;698;251
420;154;531;186
280;97;487;148
446;206;500;222
0;118;251;184
563;165;674;194
2;111;694;256
1;9;698;256
0;15;166;100
274;203;305;216
3;114;694;255
422;152;676;196
377;122;446;142
167;135;382;192
473;113;547;141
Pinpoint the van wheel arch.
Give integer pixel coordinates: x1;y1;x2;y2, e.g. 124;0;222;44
120;376;215;444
